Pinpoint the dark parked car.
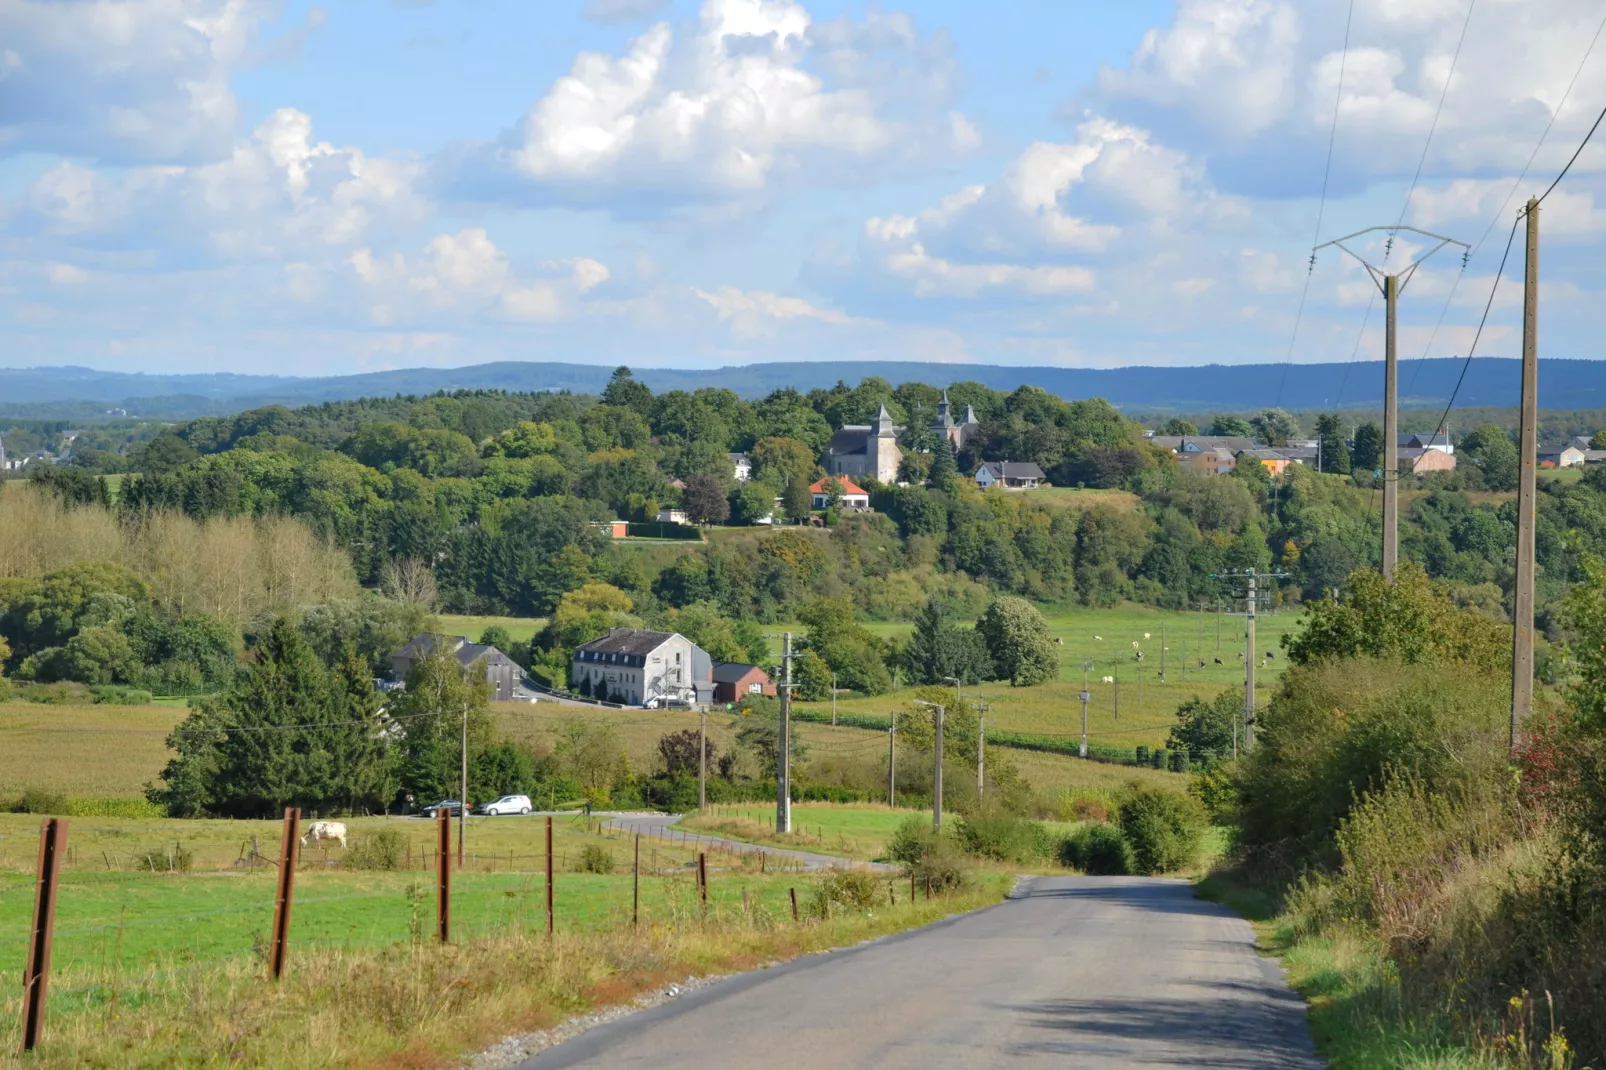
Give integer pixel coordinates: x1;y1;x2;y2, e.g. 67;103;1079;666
420;799;465;817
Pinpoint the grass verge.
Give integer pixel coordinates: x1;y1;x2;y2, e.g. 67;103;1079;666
1195;873;1501;1069
1;874;1008;1068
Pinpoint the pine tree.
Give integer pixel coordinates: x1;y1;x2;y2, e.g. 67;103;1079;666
1314;414;1351;475
928;440;958;494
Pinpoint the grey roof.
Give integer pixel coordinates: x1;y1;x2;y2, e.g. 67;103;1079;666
729;452;750;462
979;460;1046;479
457;643;517;668
712;661;767;684
1399;432;1450;447
575;628;678;657
1151;435;1260;454
396;634;516;669
828;428;872;456
1236;448;1289;461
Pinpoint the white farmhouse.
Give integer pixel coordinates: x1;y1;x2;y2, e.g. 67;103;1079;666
570;628;714;707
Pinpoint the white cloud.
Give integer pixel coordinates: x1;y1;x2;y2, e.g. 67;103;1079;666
349;228;610;324
45;263;88;285
0;0;270;164
695;286;863;325
503;0;972;204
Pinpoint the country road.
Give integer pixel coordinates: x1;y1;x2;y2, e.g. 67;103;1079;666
516;875;1319;1069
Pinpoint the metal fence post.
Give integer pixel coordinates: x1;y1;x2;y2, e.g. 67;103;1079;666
789;887;799;923
436;808;451;943
21;817;68;1053
545;816;555;936
632;833;640;928
697;852;708;910
269;807;300;981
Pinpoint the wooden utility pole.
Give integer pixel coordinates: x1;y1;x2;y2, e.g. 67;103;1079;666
933;702;945;831
974;699;988;801
698;705;707;811
1512;198;1540;753
776;632;792;834
1315;226;1467;578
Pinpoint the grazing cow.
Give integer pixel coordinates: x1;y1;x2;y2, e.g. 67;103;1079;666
1053;637;1064;645
1266;650;1276;659
1134;651;1144;661
1093;635;1103;641
1214;657;1223;665
1100;676;1114;684
302;821;349;850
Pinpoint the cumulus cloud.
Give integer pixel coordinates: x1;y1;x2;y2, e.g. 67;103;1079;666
0;0;272;164
350;229;611;325
494;0;972;206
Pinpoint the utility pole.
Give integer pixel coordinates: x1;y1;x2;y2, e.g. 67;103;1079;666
913;700;945;830
1315;226;1467;578
777;632;792;834
1159;624;1166;683
698;705;708;811
974;698;989;801
1512;198;1540;753
830;673;837;727
887;708;896;807
1078;687;1091;759
459;698;468;867
1245;572;1257;751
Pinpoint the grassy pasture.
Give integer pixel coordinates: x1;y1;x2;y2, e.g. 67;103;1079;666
436;614;548;645
0;703;184;799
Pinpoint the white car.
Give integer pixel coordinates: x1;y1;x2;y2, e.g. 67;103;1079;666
480;794;533;816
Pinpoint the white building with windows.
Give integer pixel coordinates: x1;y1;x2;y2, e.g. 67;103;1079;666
570;628;714;707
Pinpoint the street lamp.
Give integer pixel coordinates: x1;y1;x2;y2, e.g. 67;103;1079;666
912;700;945;831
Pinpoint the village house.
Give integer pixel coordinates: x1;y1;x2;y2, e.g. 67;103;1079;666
1398;447;1458;475
810;476;870;510
656;506;691;525
570;628;714;707
711;662;775;704
729;452;752;481
974;460;1046;490
1150;435;1259;476
1538;436;1606;468
930;391;982;449
392;634;523;701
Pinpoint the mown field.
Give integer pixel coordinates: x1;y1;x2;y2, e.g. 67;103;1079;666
436;613;548;645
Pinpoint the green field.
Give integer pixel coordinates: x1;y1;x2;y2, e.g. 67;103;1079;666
0;811;816;986
436;614;548;645
0;703;183;799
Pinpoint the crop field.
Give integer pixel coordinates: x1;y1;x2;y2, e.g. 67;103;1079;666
1012;486;1140;511
0;703;183;799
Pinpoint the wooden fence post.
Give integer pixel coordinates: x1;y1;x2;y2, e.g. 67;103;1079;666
436;808;451;943
21;817;67;1053
269;807;300;981
789;887;799;923
697;852;708;910
545;816;555;936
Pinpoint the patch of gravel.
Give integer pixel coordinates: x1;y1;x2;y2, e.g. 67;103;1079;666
463;973;731;1069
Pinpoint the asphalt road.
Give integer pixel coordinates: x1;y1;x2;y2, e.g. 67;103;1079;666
517;875;1320;1069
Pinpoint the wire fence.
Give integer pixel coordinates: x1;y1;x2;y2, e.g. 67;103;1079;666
0;810;865;1051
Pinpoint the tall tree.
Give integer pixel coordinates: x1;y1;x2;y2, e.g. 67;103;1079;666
391;646;494;803
901;596;993;685
1314;414;1351;475
681;473;731;525
977;596;1058;686
928;440;959;494
1351;422;1384;474
600;366;655;418
1460;424;1519;491
1251;408;1300;447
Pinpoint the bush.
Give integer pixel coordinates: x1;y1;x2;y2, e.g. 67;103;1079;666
91;685;153;705
1189;763;1238;825
346;829;407;871
1117;787;1206;875
17;788;68;814
1058;789;1112;823
1057;823;1131;875
884;814;939;865
806;868;884;918
132;843;193;872
954;812;1052;863
906;844;971;894
64;797;164;818
577;844;614;874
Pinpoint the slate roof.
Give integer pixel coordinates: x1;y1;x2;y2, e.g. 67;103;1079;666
574;629;678;657
711;661;767;684
828;428;873;456
1150;435;1260;454
978;461;1045;480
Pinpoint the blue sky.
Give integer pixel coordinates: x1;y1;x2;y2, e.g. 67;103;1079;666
2;0;1604;377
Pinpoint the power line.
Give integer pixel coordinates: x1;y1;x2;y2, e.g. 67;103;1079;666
1275;0;1357;407
1389;0;1478;245
1431;84;1606;426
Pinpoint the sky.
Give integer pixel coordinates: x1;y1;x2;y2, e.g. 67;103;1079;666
1;0;1604;378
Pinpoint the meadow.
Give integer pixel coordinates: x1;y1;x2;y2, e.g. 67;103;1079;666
437;613;548;645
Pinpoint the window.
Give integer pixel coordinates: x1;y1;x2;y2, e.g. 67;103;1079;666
748;682;762;693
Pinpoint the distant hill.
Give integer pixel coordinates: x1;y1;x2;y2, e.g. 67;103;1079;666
1;358;1601;420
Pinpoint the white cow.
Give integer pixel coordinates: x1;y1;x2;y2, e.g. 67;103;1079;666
1101;676;1114;684
301;821;349;850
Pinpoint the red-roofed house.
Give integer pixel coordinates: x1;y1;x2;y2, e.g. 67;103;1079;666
809;476;870;510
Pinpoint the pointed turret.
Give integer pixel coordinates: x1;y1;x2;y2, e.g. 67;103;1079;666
874;404;895;435
962;404;978;426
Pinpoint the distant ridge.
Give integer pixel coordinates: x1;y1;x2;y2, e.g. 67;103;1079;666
1;358;1602;419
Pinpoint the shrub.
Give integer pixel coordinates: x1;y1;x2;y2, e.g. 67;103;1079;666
17;788;68;814
1117;787;1206;875
1057;823;1131;875
132;843;193;872
91;685;153;705
954;812;1051;863
577;844;614;874
346;829;407;871
806;868;883;918
64;797;164;818
884;814;939;865
1188;763;1238;825
1059;790;1112;823
905;844;971;894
